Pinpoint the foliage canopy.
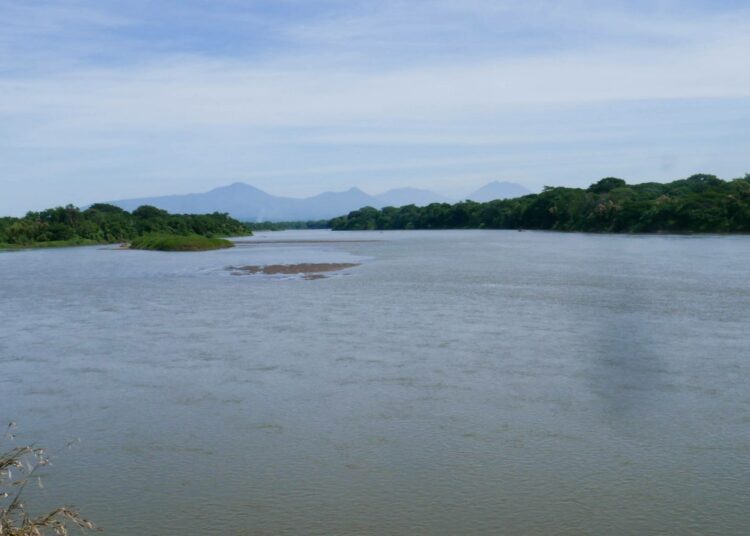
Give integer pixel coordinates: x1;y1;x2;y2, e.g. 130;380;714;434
329;174;750;233
0;204;251;248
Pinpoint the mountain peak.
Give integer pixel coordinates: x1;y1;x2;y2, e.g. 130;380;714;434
213;182;261;192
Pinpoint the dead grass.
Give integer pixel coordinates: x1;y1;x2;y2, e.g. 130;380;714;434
1;423;96;535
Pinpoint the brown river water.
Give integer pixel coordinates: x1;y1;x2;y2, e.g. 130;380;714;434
2;229;749;535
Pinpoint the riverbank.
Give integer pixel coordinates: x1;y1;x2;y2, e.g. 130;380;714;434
0;238;106;251
0;235;235;252
328;173;750;233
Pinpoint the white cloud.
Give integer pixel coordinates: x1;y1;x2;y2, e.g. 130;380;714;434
2;29;749;141
0;0;749;213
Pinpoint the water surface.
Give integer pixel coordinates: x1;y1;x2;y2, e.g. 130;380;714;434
2;230;749;535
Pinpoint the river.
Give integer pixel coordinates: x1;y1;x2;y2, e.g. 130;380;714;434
2;230;749;534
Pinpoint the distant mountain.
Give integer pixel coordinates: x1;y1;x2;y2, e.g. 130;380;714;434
105;180;532;221
293;187;383;221
467;181;531;202
107;183;385;222
376;187;452;207
108;183;293;221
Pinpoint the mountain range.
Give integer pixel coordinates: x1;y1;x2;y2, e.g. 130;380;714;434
106;181;531;222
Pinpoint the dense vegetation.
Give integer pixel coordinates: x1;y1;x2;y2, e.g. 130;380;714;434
245;220;329;231
0;204;251;249
129;234;234;251
330;174;750;233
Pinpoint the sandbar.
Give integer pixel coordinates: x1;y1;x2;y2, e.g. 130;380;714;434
229;262;360;277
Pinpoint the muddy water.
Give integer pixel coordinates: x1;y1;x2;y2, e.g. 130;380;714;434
2;230;749;535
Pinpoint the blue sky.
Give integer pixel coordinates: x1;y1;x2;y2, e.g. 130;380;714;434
1;0;749;214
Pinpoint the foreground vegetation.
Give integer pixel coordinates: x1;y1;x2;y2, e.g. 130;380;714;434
129;234;234;251
1;424;95;535
0;204;251;249
330;174;750;233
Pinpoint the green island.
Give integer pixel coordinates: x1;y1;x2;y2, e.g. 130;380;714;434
0;203;251;251
329;174;750;233
129;234;234;251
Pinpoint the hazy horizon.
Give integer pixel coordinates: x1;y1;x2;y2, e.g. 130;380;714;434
90;179;532;205
2;0;749;215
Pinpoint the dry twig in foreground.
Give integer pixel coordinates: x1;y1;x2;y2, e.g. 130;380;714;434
1;423;96;535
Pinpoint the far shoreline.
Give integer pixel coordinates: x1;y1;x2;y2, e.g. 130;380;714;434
4;227;750;253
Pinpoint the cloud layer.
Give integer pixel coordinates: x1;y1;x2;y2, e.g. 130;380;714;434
1;0;749;213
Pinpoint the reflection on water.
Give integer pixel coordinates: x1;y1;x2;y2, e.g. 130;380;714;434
587;282;665;421
1;230;750;535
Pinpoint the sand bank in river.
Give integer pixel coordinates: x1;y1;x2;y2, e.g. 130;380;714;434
228;262;360;279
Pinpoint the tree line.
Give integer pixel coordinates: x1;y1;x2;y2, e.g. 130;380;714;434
0;204;251;247
329;174;750;233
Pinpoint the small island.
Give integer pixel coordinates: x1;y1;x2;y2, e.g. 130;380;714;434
128;234;235;251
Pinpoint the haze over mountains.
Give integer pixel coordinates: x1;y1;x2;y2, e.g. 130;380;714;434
107;181;531;221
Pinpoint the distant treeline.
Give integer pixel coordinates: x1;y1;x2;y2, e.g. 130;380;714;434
245;220;329;231
330;174;750;233
0;204;251;248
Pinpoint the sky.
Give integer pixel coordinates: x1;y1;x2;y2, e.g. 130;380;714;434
1;0;749;215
